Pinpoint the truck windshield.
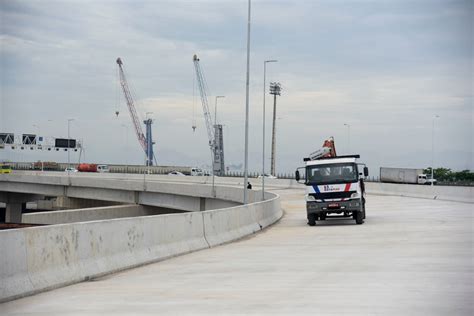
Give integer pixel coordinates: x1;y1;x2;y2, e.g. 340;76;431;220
306;163;358;185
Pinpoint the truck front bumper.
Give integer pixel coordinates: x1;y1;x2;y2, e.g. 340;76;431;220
306;200;361;215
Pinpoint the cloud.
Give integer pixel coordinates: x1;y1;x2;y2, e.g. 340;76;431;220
1;0;472;173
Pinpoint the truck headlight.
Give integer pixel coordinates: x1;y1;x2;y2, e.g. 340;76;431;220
306;195;315;201
351;193;360;199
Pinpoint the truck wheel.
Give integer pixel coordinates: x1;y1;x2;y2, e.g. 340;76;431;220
355;211;364;225
307;214;316;226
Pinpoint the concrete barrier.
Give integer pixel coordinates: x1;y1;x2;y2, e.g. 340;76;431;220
0;187;281;303
203;192;282;247
0;230;34;301
366;182;473;203
0;212;208;302
22;204;184;225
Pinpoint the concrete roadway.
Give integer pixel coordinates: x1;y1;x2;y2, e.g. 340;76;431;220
2;188;473;315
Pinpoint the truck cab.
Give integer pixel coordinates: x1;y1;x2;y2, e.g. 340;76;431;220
417;174;428;184
296;155;368;226
191;168;204;176
419;174;437;185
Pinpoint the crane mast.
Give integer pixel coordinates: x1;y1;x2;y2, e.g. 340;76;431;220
192;54;225;176
116;57;155;166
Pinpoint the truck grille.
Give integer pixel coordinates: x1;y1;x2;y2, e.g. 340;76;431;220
310;191;355;200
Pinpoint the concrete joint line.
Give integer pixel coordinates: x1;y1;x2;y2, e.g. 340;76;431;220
23;231;34;294
201;212;211;248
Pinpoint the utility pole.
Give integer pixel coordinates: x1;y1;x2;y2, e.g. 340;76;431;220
67;118;74;171
269;82;281;177
344;123;350;153
262;60;277;201
121;124;129;165
431;115;439;186
243;0;251;204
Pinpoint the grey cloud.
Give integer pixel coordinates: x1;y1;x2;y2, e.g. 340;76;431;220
1;0;472;174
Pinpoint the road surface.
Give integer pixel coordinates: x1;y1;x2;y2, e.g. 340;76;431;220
2;188;473;315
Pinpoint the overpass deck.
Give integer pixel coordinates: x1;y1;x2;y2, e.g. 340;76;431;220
2;188;472;315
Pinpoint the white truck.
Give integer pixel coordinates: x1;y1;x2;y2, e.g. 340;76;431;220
295;137;369;226
380;167;436;185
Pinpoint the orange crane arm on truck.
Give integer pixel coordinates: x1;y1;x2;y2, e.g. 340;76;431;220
307;136;337;161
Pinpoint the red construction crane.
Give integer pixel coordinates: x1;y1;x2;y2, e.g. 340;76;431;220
116;57;155;166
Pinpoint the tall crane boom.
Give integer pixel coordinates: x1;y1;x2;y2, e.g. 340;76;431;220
192;54;225;176
193;55;214;148
116;57;154;166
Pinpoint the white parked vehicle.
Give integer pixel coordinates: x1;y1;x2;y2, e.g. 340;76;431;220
380;167;436;185
64;167;78;173
258;174;277;179
191;167;204;176
168;171;186;176
97;165;110;173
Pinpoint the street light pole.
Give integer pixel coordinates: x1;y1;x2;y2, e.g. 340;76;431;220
67;119;74;171
269;82;281;177
243;0;251;204
344;123;350;153
33;124;40;139
121;124;129;166
213;96;225;197
262;60;277;201
431;115;439;186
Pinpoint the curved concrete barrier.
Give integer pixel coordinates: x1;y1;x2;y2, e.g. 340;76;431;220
0;187;281;303
366;182;473;203
202;194;282;247
22;204;184;225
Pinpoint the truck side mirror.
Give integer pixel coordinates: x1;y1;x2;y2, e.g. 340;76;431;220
295;170;300;181
364;167;369;177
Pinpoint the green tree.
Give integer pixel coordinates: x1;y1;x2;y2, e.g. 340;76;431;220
424;167;474;183
453;170;474;182
424;167;453;181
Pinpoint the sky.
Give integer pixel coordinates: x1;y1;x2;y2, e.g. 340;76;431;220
0;0;472;175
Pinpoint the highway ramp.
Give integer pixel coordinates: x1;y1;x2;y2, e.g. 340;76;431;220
1;188;472;315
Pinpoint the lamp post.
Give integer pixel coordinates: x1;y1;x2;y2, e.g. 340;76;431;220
33;124;40;137
33;124;40;148
262;60;278;201
431;115;439;186
243;0;251;204
213;96;225;196
344;123;350;153
67;119;74;171
121;124;129;166
269;82;281;177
